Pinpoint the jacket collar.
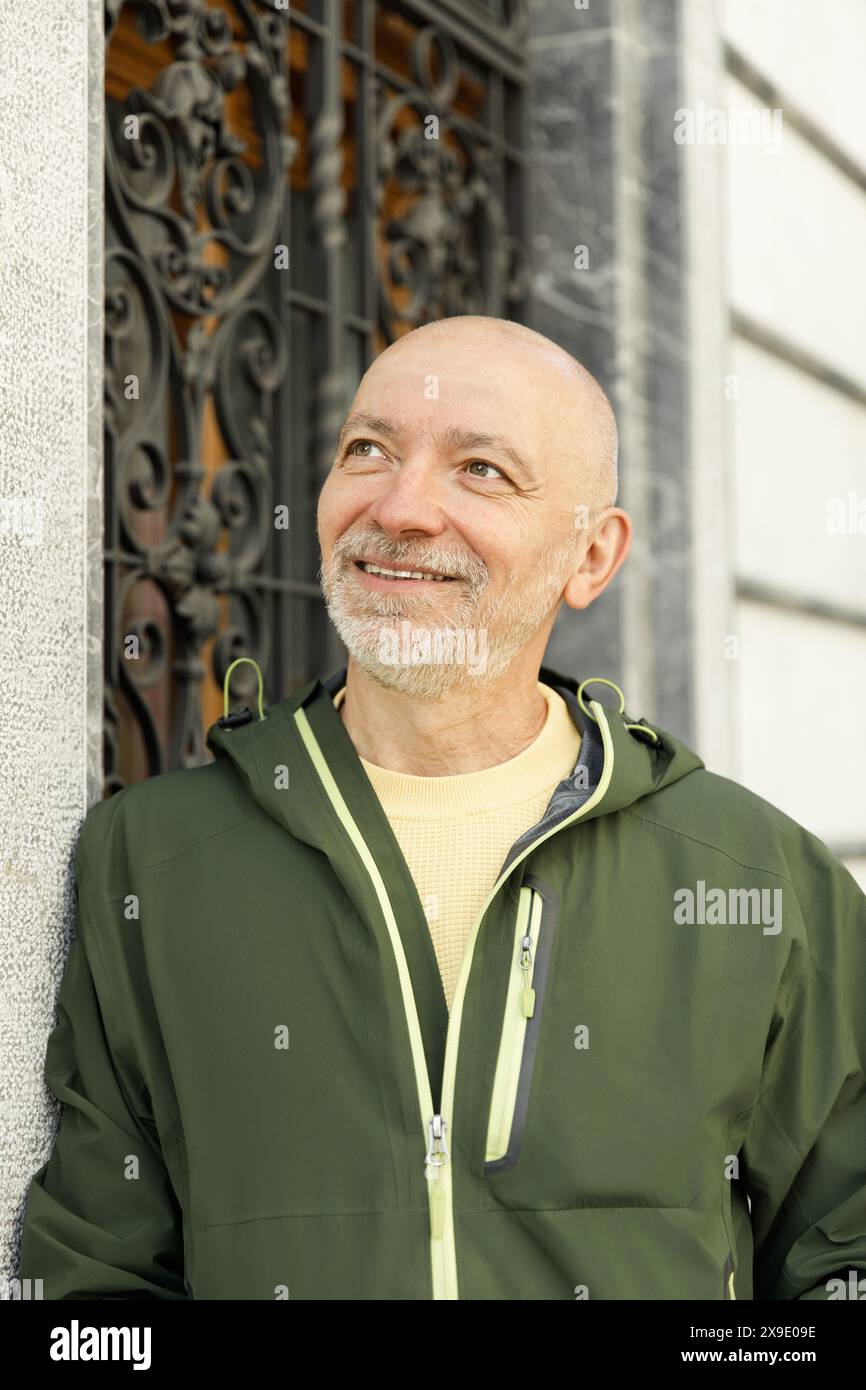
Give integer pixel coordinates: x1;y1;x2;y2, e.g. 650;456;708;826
206;662;704;853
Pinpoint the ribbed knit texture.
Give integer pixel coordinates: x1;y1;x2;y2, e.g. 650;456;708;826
332;681;582;1010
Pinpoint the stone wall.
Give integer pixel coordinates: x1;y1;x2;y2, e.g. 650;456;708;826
0;0;104;1292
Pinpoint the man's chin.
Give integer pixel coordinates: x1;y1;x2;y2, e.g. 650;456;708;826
338;653;490;700
326;612;488;695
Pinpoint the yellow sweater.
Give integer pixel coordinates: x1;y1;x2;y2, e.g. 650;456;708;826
332;681;582;1010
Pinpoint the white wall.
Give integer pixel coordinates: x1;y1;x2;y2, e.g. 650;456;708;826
719;1;866;877
725;75;866;385
723;0;866;170
731;338;866;610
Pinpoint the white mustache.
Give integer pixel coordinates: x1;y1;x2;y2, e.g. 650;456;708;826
335;542;485;585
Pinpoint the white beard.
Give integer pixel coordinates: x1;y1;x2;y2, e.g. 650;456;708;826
319;532;580;699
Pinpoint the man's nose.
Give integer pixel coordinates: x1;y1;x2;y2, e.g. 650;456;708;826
365;454;446;536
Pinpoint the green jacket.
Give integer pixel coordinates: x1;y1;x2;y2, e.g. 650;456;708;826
19;666;866;1299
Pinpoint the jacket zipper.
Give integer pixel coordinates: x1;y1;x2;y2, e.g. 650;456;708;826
485;883;544;1164
723;1249;736;1299
722;1178;736;1298
293;698;615;1300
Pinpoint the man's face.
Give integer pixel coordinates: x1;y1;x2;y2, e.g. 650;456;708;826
316;327;594;696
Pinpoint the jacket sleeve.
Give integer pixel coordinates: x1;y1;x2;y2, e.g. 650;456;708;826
743;844;866;1300
18;858;188;1300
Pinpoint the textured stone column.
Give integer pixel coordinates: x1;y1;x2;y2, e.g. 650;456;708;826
0;0;104;1290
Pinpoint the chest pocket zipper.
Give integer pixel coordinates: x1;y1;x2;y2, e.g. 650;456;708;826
485;874;559;1172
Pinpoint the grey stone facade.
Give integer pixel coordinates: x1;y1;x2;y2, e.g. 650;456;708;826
0;0;104;1292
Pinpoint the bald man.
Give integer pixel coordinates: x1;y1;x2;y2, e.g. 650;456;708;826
316;315;630;1006
20;316;866;1302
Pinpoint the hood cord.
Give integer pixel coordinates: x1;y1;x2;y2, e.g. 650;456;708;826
576;676;660;746
222;657;267;722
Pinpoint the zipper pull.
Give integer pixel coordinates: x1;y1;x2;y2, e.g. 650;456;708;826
425;1112;450;1167
425;1113;449;1169
425;1115;449;1239
519;933;535;1017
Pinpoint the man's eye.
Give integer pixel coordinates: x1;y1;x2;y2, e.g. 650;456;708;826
465;460;506;480
347;439;386;459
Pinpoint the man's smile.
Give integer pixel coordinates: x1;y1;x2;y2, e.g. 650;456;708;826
351;558;461;590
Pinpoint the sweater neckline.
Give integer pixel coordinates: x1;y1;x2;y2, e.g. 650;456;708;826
330;681;583;818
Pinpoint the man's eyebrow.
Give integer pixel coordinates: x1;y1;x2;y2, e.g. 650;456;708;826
440;427;539;488
336;415;539;488
337;414;405;449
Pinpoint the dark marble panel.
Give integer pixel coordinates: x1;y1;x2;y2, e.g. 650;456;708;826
640;0;680;50
641;5;693;739
645;340;693;736
528;0;695;740
529;295;624;687
529;34;618;319
528;0;614;41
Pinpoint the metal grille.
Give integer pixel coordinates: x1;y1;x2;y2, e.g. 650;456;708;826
103;0;529;793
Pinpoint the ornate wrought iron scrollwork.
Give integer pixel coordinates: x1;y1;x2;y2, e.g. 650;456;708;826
103;0;529;793
376;23;528;340
104;0;292;788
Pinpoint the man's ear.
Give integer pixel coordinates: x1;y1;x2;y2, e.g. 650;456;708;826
562;508;632;611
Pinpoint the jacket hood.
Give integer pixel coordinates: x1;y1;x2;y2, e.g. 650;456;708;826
205;664;705;860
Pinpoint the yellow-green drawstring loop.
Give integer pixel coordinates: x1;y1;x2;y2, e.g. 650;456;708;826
576;676;661;745
223;657;266;721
